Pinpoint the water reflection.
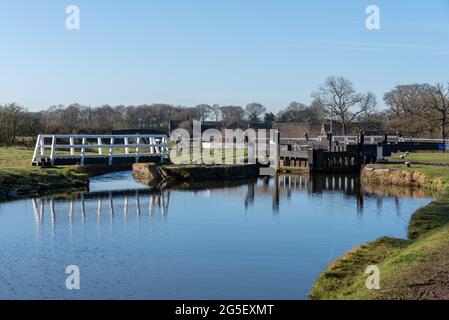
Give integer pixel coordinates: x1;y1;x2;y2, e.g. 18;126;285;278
0;171;434;299
31;189;171;230
32;173;433;228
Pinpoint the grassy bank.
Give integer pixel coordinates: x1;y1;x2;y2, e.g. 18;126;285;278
0;147;89;201
391;152;449;165
310;162;449;300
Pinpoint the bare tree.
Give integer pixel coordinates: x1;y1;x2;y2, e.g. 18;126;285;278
277;101;308;122
312;76;376;135
245;102;266;127
423;83;449;142
384;84;429;137
210;104;221;123
0;103;26;145
195;104;212;122
220;106;245;128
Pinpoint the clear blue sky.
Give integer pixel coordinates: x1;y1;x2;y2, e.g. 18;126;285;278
1;0;449;112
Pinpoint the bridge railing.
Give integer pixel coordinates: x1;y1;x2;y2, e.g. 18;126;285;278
32;134;169;165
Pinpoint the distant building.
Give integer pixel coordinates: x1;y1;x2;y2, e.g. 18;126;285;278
112;129;167;135
321;121;385;136
272;121;321;138
169;120;249;134
169;120;224;134
320;122;352;136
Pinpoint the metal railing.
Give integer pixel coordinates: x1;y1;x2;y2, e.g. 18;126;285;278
280;135;448;145
32;134;169;165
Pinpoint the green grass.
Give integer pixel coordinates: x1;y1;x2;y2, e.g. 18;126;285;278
310;162;449;300
169;147;249;165
310;224;449;300
309;237;409;300
391;152;449;164
0;147;35;168
0;147;88;200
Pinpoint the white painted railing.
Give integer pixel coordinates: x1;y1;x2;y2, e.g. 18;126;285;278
280;135;410;145
32;134;169;165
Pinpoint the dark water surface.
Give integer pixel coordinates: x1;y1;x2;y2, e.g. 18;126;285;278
0;171;433;299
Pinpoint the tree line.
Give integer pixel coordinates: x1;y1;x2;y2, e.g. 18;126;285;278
1;76;448;146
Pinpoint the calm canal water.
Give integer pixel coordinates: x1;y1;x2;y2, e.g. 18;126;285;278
0;171;433;299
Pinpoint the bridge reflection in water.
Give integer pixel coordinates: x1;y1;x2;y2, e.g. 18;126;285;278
31;189;171;230
31;174;433;228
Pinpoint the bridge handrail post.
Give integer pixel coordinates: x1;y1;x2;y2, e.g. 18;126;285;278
124;137;129;154
70;137;75;155
81;137;86;166
109;137;114;165
160;137;166;162
40;135;45;156
50;135;56;165
149;137;155;154
98;138;103;155
135;136;140;163
32;134;41;163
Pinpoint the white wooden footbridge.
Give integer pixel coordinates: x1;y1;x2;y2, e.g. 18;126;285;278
32;134;168;166
31;132;445;167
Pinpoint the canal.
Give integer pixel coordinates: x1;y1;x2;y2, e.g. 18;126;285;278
0;171;433;299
